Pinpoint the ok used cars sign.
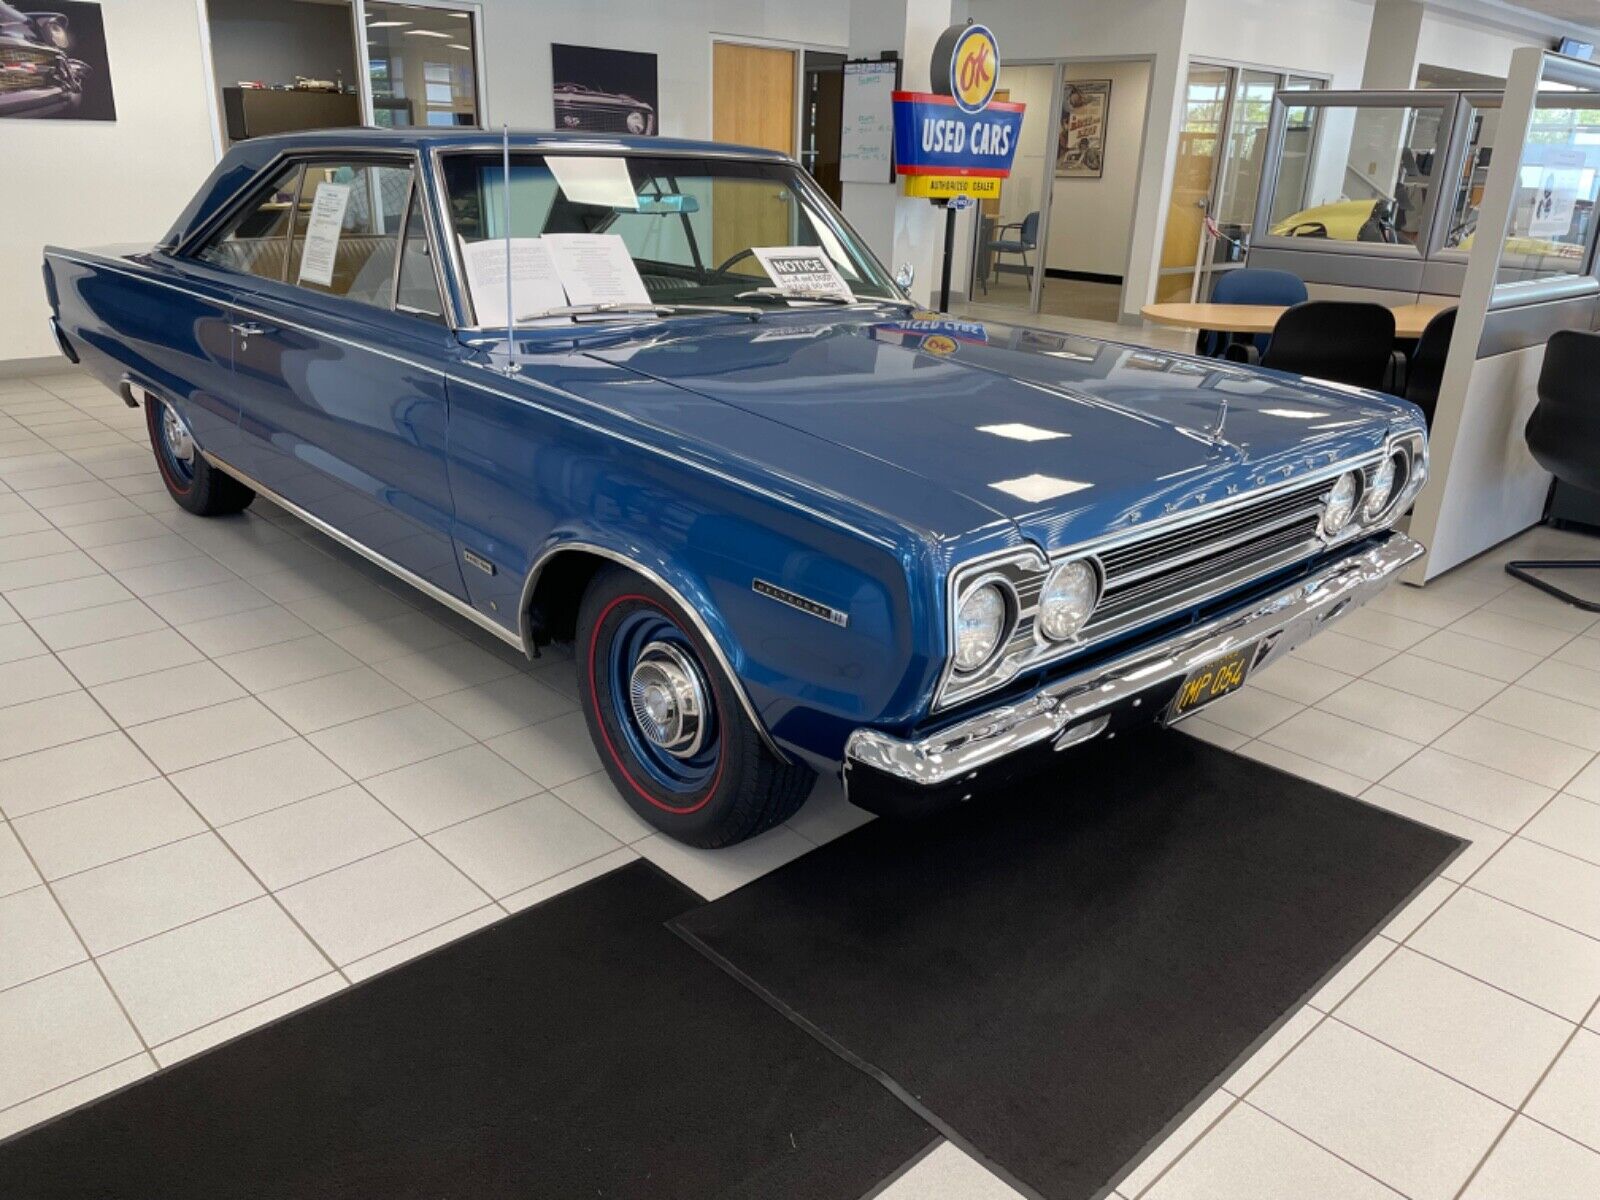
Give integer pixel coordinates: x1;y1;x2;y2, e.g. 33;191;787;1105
892;24;1023;193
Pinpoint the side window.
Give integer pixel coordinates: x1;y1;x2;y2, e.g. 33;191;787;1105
193;164;303;281
284;161;413;307
395;191;445;319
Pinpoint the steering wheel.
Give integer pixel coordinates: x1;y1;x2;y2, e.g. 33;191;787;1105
711;247;758;276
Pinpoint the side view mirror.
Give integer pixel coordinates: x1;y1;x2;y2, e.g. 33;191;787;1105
894;262;915;291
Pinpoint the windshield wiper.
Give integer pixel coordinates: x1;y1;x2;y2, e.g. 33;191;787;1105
732;287;852;305
516;301;762;322
732;288;915;311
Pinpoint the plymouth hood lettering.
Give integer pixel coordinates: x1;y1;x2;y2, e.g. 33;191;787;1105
585;312;1398;551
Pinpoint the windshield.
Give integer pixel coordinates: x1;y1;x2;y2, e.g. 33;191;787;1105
439;152;900;323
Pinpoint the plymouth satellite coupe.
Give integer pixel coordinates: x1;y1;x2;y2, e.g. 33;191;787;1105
44;130;1428;847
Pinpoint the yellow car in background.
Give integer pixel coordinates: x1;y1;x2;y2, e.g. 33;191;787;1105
1273;198;1582;259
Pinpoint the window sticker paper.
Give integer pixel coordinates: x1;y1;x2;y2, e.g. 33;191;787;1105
542;233;652;308
546;156;640;210
460;237;569;326
296;182;352;287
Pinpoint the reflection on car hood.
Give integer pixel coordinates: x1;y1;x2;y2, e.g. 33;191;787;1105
583;310;1408;552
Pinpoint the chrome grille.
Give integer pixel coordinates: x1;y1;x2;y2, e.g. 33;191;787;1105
553;99;651;133
0;47;55;93
1085;476;1332;635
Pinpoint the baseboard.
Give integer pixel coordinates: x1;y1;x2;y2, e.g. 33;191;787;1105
0;354;74;379
1045;268;1123;286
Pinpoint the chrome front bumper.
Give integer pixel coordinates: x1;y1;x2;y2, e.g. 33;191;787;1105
845;533;1423;789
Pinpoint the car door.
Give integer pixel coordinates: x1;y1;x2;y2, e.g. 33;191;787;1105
220;155;467;597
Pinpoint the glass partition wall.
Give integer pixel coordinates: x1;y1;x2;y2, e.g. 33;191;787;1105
1252;90;1458;260
1249;84;1600;294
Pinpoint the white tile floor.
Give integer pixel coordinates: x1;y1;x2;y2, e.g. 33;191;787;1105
2;364;1600;1199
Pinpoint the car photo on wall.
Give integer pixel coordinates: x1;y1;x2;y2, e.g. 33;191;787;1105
551;43;657;135
0;0;115;121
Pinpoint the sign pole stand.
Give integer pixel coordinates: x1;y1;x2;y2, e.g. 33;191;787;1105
939;203;956;313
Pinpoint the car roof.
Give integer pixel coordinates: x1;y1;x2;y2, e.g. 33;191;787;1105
161;127;793;249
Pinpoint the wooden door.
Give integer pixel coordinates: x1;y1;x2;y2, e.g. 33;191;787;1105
712;42;797;270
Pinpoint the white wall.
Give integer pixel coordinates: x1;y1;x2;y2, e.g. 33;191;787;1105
2;0;218;365
1415;8;1536;84
473;0;850;136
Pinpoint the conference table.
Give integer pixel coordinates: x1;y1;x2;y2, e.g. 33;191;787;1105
1140;299;1452;340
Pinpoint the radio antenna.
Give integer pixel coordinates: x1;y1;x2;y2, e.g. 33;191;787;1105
500;123;518;374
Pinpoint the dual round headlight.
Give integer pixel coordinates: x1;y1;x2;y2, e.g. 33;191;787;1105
1038;559;1098;642
954;581;1009;672
1321;471;1361;538
1362;451;1405;521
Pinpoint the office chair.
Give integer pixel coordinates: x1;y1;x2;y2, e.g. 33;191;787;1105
1195;268;1308;358
988;211;1039;285
1402;307;1457;429
1506;329;1600;611
1226;301;1396;391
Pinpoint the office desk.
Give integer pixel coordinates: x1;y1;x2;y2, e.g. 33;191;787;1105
1140;300;1452;340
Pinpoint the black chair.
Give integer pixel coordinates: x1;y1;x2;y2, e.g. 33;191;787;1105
1506;329;1600;612
1226;301;1397;391
1402;307;1457;429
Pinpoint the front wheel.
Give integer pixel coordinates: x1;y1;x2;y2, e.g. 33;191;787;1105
576;566;815;847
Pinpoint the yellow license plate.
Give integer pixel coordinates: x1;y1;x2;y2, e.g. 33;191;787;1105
1168;645;1255;720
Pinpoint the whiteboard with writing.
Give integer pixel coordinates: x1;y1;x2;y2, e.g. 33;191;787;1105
840;60;897;184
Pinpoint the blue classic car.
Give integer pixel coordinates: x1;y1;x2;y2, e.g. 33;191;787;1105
44;129;1427;846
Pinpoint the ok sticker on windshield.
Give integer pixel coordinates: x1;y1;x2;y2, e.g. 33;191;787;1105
751;246;854;302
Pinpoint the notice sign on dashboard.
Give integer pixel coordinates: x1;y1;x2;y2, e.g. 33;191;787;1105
752;246;854;301
296;183;351;287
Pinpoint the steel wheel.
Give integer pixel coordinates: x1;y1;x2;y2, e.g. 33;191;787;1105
156;401;197;490
604;606;723;800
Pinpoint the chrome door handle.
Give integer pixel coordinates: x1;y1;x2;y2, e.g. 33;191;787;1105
230;321;267;337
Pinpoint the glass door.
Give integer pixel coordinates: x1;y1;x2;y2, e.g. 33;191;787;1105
1157;64;1231;301
1157;62;1325;301
969;61;1061;313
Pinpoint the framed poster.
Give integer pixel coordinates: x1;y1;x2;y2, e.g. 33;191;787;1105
0;1;116;121
1057;80;1110;178
551;44;658;136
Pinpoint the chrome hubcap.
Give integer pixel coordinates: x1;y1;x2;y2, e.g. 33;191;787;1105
628;641;708;759
162;406;195;467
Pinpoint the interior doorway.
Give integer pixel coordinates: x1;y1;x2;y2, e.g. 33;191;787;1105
801;51;846;205
964;58;1153;327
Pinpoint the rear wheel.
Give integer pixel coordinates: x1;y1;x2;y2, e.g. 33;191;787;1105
145;394;254;517
576;566;815;847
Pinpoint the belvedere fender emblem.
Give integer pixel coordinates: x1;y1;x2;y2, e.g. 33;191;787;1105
753;579;849;628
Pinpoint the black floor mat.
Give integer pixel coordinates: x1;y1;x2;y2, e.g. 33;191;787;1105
0;863;932;1200
674;730;1463;1200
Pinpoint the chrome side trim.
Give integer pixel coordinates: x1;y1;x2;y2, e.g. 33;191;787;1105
851;532;1424;786
199;451;524;652
519;540;790;763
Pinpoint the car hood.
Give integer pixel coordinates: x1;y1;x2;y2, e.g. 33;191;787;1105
584;311;1405;552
